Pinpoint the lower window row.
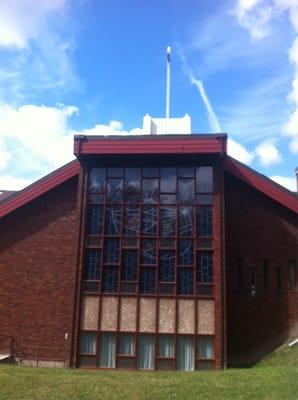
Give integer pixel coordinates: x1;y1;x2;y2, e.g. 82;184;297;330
79;333;214;371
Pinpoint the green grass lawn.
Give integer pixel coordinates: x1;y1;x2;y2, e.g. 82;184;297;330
0;345;297;400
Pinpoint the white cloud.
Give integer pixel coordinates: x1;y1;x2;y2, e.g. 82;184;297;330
255;139;282;166
228;137;255;164
80;121;144;136
270;174;297;191
0;175;31;190
0;0;67;48
0;138;11;169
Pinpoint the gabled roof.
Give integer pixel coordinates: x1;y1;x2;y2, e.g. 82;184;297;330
0;160;80;219
224;156;298;214
0;148;296;220
0;191;17;202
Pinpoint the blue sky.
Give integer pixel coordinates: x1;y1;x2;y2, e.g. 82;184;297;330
0;0;297;191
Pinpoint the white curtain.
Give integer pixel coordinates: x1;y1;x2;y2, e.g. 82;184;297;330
80;332;96;354
158;335;174;357
99;333;116;368
137;334;154;369
197;336;213;359
177;336;194;371
119;333;135;355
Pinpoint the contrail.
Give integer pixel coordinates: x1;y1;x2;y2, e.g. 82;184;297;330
176;44;222;132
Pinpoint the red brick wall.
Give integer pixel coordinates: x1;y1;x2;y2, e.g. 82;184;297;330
225;172;298;367
0;177;79;363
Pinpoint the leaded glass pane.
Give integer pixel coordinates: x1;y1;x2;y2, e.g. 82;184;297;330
178;179;195;204
159;251;175;282
107;178;123;202
105;206;121;235
102;266;118;293
125;168;141;192
141;206;157;236
89;168;105;192
125;193;141;203
108;168;124;177
87;206;103;235
197;207;212;237
160;168;176;193
178;207;193;237
143;167;159;177
197;251;213;283
160;207;176;236
104;239;120;264
85;249;101;280
160;194;176;204
178;167;195;178
141;239;157;264
140;268;156;294
196;167;213;193
121;250;137;281
178;239;194;266
124;205;140;236
178;268;194;295
143;179;158;204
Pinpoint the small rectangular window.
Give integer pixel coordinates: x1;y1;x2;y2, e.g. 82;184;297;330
105;206;121;235
121;250;137;281
157;335;174;357
80;332;96;354
289;260;297;290
89;168;105;193
87;206;104;235
142;179;158;203
99;333;116;368
178;179;195;204
178;239;194;266
125;168;141;193
160;168;176;193
107;178;123;203
104;239;120;264
141;239;157;265
197;336;214;359
119;333;135;356
197;206;212;237
159;251;175;282
197;251;213;283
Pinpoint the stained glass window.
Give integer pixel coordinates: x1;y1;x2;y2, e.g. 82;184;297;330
124;205;140;236
178;167;194;178
87;206;103;235
105;206;121;235
141;206;157;236
85;249;101;280
159;251;175;282
196;167;213;193
178;239;194;266
197;251;213;283
104;239;120;264
143;167;159;177
160;207;176;236
197;207;212;237
160;168;176;193
140;267;156;294
125;168;141;192
108;168;124;177
177;268;194;295
89;168;105;192
107;179;123;202
178;179;195;204
143;179;158;203
141;239;156;265
102;266;119;293
178;207;193;237
121;250;137;281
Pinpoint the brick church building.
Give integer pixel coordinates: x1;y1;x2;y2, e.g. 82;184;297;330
0;133;297;370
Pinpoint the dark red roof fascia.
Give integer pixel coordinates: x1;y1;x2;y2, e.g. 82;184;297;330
224;156;298;214
74;134;227;156
0;160;80;219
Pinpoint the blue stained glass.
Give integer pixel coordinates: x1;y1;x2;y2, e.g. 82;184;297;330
143;179;158;204
140;268;156;294
104;239;120;264
178;179;195;204
159;251;175;282
85;249;101;280
197;251;213;283
105;206;121;235
107;179;123;202
197;207;212;237
160;207;176;236
178;207;193;236
178;268;194;295
141;239;156;265
89;168;105;192
102;266;118;293
125;168;141;192
141;206;157;236
178;239;194;266
121;250;137;281
87;206;103;235
124;205;140;236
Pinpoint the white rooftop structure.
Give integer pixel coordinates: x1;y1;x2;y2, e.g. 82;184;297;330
142;113;191;135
